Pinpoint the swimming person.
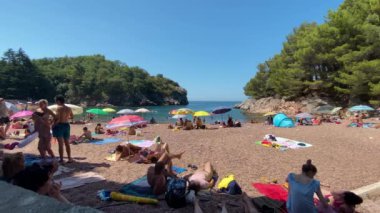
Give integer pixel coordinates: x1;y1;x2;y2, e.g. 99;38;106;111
286;159;328;212
32;99;56;159
52;95;74;164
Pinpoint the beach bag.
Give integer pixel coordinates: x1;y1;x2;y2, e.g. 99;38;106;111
218;180;242;195
165;178;189;208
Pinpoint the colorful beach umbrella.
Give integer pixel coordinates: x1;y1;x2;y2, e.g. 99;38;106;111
263;112;276;117
168;109;178;115
348;105;374;112
48;104;83;115
106;115;146;129
86;108;108;115
103;108;116;113
193;111;210;117
10;110;33;119
295;112;313;119
117;109;136;115
212;107;231;114
135;108;150;113
175;108;194;115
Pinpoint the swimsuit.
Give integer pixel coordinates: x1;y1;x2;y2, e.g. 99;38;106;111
52;123;70;140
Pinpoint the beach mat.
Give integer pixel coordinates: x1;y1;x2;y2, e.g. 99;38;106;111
126;140;154;148
91;137;122;145
56;172;106;190
252;183;288;202
119;166;187;198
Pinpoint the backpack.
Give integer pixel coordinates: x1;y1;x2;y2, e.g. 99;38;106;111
165;178;189;208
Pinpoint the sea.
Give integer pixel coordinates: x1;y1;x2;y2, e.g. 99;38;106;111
82;101;260;123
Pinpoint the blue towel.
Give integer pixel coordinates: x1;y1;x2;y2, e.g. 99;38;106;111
24;155;42;167
119;166;187;198
91;138;122;145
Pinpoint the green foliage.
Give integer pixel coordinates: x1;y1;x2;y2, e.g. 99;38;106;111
244;0;380;105
0;50;188;106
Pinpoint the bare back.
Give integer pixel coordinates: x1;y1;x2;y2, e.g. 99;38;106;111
55;105;73;124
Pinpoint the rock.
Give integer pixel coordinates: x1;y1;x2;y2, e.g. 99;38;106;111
238;96;335;115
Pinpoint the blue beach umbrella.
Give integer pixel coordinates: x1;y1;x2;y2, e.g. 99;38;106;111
212;107;231;114
348;105;374;112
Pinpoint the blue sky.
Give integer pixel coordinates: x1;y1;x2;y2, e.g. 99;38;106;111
0;0;343;101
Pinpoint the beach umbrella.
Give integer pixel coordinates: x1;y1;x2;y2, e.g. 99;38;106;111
168;109;178;115
10;110;33;119
171;114;187;119
193;111;210;117
103;108;116;113
135;108;150;113
212;107;231;114
263;112;276;117
5;102;19;113
106;115;146;129
331;107;342;114
175;108;194;115
348;105;374;112
117;109;136;115
48;104;83;115
295;112;313;119
86;108;108;115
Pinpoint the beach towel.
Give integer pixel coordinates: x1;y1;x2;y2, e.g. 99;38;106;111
256;135;312;151
252;183;288;202
125;140;155;148
53;166;74;176
24;154;43;167
56;172;106;190
91;137;122;145
119;166;187;198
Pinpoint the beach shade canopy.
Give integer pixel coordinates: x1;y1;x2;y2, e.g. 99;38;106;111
48;104;83;115
117;109;136;115
263;112;276;117
348;105;374;112
315;105;335;114
295;112;313;119
135;108;150;113
5;102;19;113
86;108;108;115
103;108;116;113
171;114;188;119
331;107;342;114
106;115;146;129
273;113;295;128
193;111;210;117
10;110;33;119
175;108;194;115
212;107;231;114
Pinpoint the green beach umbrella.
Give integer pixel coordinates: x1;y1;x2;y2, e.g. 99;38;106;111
86;108;108;115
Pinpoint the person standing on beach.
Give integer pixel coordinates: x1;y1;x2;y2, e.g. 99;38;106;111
0;98;11;134
52;95;74;163
32;99;56;159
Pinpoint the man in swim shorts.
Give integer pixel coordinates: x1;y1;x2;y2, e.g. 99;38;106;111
52;95;74;163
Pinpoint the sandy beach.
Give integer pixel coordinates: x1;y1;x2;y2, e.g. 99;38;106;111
1;122;380;212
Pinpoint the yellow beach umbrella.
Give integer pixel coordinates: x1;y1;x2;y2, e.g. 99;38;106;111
103;108;116;113
193;111;210;117
263;111;276;116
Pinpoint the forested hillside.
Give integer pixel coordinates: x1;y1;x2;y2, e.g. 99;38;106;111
0;49;188;106
244;0;380;106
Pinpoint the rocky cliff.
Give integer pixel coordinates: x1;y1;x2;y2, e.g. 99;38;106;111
236;97;336;115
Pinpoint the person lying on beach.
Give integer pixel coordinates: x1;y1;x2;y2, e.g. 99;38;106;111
286;159;328;212
187;162;217;192
138;142;181;164
95;123;105;134
12;163;70;203
114;143;143;161
147;151;184;195
106;129;119;135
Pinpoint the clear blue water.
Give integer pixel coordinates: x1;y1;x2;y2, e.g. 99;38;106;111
82;101;258;123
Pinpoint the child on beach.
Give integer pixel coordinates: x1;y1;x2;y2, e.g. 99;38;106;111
73;127;93;144
317;191;363;213
95;123;105;134
287;159;328;212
